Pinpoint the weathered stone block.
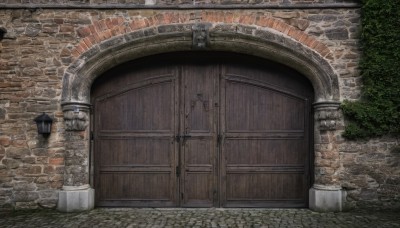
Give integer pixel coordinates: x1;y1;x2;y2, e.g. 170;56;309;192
325;28;349;40
2;159;20;169
13;182;36;191
14;191;39;202
25;23;41;37
15;201;39;209
32;148;48;156
38;198;57;209
6;147;31;159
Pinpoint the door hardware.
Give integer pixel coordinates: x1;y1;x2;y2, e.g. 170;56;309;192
175;135;192;143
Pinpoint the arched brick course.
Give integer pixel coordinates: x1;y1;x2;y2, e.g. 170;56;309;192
70;13;332;60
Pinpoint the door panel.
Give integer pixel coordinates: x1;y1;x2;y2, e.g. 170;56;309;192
94;70;178;207
220;64;311;208
181;64;218;207
92;53;313;208
225;79;306;131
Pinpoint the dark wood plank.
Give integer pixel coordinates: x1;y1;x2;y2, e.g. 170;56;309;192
180;63;218;207
93;61;179;207
220;61;313;208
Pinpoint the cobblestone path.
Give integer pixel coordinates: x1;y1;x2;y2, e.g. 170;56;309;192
1;208;399;228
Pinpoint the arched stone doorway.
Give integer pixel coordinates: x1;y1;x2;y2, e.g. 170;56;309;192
58;24;342;212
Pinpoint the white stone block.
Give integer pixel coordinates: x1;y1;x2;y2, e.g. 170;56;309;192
57;187;94;212
309;185;344;212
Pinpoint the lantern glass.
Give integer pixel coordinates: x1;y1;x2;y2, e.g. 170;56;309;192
34;113;53;135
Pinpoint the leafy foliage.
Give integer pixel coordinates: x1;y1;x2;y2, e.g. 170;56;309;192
341;0;400;139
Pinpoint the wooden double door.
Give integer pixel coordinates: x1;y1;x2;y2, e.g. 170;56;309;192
92;53;313;208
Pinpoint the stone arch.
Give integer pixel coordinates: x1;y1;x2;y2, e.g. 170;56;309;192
58;19;343;212
61;14;340;108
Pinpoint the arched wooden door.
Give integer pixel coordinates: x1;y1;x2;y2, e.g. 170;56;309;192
91;52;314;208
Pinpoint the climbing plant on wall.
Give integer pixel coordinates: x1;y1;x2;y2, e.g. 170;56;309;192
341;0;400;139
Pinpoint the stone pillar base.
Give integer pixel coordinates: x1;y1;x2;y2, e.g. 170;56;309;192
309;185;344;212
57;185;94;212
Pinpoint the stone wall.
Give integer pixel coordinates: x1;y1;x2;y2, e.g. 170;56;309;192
0;5;399;210
338;137;400;209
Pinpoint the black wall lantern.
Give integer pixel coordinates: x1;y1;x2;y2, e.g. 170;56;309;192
34;113;53;136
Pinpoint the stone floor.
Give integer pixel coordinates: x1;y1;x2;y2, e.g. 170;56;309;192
0;208;400;228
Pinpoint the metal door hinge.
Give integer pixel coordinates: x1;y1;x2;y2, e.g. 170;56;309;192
176;166;180;177
213;189;217;202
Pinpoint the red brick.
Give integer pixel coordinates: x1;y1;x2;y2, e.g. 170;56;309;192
118;17;124;25
112;17;119;26
105;18;113;29
303;36;316;48
99;20;108;31
179;13;191;23
88;24;97;34
224;12;234;24
130;19;147;30
71;49;80;58
315;43;328;55
79;41;89;51
59;25;74;33
83;37;93;49
49;158;64;166
163;12;179;24
110;27;121;36
92;33;102;43
86;34;98;45
255;16;268;27
54;18;64;24
154;14;164;25
298;32;309;43
319;47;331;57
265;18;275;28
309;39;319;49
102;30;112;40
273;20;290;33
75;45;85;54
239;15;255;25
93;20;104;32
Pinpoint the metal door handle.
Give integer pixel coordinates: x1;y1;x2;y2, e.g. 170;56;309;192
175;135;192;142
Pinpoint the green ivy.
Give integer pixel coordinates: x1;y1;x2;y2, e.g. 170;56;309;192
341;0;400;139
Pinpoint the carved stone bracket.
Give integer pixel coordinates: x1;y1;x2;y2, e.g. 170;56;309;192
314;101;341;131
192;23;211;49
62;102;91;131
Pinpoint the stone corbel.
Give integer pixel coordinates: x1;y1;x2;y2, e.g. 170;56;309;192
62;102;91;131
314;101;341;131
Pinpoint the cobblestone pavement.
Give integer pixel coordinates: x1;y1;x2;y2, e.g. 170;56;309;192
1;208;399;228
